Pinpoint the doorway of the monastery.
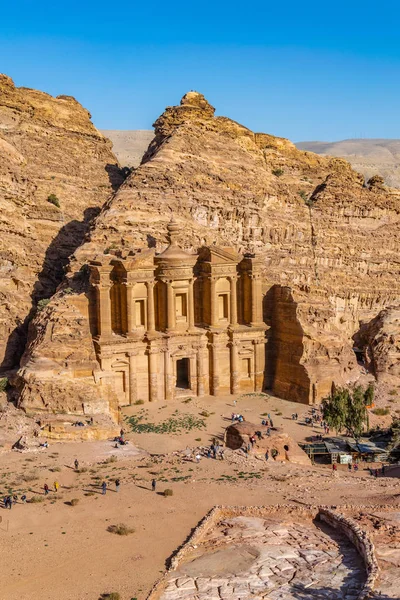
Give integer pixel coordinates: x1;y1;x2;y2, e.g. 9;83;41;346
176;358;190;389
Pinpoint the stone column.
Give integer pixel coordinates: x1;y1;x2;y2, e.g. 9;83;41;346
210;278;218;327
164;349;173;401
196;345;205;397
125;282;134;335
230;341;239;395
211;343;219;396
97;282;112;338
251;274;262;325
166;280;176;330
148;347;159;402
254;339;265;392
127;350;137;404
229;276;238;326
146;280;156;333
188;278;195;330
253;340;258;392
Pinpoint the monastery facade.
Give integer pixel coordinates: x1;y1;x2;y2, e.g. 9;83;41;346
89;219;267;405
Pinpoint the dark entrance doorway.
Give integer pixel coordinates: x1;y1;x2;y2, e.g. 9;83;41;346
176;358;190;389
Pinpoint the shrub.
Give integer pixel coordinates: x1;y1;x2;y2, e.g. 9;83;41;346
100;594;121;600
47;194;60;208
67;498;80;506
104;455;117;464
107;523;135;536
272;168;284;177
372;407;390;416
134;399;144;405
0;377;8;392
199;410;210;418
37;298;51;311
389;390;397;396
22;470;39;482
75;467;88;473
163;488;173;497
298;190;308;201
29;496;44;503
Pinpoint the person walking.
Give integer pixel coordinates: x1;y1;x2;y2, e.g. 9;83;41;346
6;495;12;509
265;450;269;462
74;459;79;470
44;483;49;495
101;481;107;495
21;494;27;503
151;478;156;492
115;478;120;492
54;480;59;493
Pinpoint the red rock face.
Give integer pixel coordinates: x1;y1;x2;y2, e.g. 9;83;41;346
0;74;123;369
17;91;400;417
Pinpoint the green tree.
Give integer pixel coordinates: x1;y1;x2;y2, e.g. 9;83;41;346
322;386;369;440
364;383;375;406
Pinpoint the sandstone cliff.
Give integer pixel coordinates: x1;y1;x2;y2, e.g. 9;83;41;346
18;90;400;413
0;74;123;370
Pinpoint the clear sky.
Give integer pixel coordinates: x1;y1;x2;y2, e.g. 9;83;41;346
1;0;400;141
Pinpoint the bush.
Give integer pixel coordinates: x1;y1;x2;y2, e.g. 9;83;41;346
0;377;8;392
372;407;390;416
134;399;144;405
22;470;39;482
100;594;121;600
37;298;51;312
29;496;44;503
199;410;210;418
163;488;173;497
104;455;117;464
107;523;135;536
67;498;80;506
272;168;284;177
47;194;60;208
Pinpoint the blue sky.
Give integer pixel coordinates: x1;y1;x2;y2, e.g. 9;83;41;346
1;0;400;141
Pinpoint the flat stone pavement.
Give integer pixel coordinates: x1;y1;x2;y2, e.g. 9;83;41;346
159;515;365;600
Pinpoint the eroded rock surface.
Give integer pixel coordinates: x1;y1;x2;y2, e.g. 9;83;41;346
0;74;123;369
159;514;366;600
18;90;400;417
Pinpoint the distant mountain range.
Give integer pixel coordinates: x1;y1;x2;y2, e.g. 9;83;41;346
101;130;154;168
102;130;400;189
296;139;400;188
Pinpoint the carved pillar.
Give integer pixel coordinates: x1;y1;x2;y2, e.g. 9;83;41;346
148;347;158;402
210;278;218;327
127;350;137;404
254;339;265;392
211;343;219;396
229;276;238;326
166;281;176;330
250;274;262;324
230;341;239;395
97;282;112;338
164;349;173;401
125;282;134;335
188;278;195;330
196;346;205;397
146;280;156;333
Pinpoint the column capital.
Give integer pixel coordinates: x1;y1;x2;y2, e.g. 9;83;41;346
145;279;156;288
126;350;139;357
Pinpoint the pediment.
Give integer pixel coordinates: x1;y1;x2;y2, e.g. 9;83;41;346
199;246;242;265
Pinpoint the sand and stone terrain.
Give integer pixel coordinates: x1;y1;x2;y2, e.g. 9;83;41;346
1;391;400;600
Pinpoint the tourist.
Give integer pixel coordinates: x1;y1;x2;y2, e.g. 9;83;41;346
44;483;49;495
207;448;212;458
115;478;120;492
375;469;379;478
261;419;266;426
265;450;269;461
270;419;274;428
152;479;156;492
101;481;107;495
247;442;251;453
195;454;201;463
74;459;79;470
13;495;18;505
348;463;352;472
54;481;59;492
21;494;27;503
332;463;337;476
382;464;386;476
353;463;358;472
6;496;12;509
